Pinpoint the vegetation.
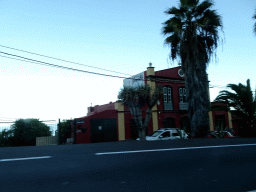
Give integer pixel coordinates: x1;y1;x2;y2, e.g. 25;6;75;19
162;0;223;137
118;85;163;141
58;120;72;144
214;79;256;136
0;119;51;147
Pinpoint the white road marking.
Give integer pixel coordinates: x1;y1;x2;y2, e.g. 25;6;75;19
95;143;256;155
0;156;52;162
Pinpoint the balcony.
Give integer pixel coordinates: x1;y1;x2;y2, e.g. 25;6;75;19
179;102;188;110
164;103;173;111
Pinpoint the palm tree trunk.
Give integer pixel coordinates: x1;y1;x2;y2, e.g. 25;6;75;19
129;105;145;140
143;108;152;127
185;66;210;138
140;108;153;141
140;126;146;141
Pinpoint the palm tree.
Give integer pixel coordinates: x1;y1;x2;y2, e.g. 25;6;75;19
214;79;256;131
162;0;223;137
253;8;256;35
118;85;163;141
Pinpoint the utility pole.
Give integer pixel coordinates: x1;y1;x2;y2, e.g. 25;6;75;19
73;118;76;144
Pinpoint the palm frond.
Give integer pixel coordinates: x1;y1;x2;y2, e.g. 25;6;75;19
194;0;213;18
118;85;163;109
253;8;256;35
180;0;199;7
166;36;181;61
162;17;183;35
203;9;222;28
165;6;186;19
214;79;256;122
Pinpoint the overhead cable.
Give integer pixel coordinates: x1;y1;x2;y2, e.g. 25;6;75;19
0;51;129;79
0;44;132;76
0;53;160;82
0;51;231;88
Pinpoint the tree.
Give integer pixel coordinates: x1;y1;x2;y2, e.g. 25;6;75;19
162;0;223;137
0;129;13;147
118;85;163;141
214;79;256;136
58;120;72;144
8;119;51;146
253;8;256;35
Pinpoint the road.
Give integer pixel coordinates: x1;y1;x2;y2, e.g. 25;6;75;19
1;138;256;192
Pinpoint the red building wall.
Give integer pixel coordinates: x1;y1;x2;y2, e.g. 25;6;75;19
71;66;234;144
87;102;115;116
155;66;183;79
73;109;118;144
154;67;188;129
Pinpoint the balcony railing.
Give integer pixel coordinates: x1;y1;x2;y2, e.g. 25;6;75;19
179;102;188;110
164;103;173;111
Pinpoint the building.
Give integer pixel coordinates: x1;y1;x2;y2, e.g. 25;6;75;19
71;64;234;144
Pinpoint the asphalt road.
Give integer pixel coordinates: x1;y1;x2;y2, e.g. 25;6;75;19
1;138;256;192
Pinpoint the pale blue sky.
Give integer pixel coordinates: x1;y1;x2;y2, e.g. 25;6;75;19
0;0;256;131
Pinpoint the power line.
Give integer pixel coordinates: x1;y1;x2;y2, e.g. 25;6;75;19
0;51;232;88
0;120;56;124
0;45;238;89
0;44;132;76
0;52;161;82
0;51;129;79
0;117;20;120
0;122;14;123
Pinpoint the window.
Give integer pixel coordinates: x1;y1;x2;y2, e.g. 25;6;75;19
163;87;173;110
215;115;226;132
163;87;167;102
179;87;187;102
161;131;170;137
150;131;162;137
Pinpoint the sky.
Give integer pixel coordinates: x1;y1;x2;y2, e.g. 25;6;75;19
0;0;256;133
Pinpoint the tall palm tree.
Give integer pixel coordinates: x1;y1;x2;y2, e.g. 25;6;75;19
214;79;256;130
162;0;223;137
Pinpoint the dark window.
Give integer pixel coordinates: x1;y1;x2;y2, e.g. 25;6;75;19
161;131;170;137
179;87;187;102
215;115;226;132
163;87;173;110
163;117;176;128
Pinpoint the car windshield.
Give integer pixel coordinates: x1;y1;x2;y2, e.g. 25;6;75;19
149;131;162;137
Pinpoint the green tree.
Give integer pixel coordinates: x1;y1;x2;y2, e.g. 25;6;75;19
118;85;163;141
162;0;223;137
0;129;13;147
214;79;256;136
8;119;51;146
58;120;72;144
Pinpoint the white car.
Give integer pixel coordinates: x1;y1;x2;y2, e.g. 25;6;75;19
136;128;188;141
